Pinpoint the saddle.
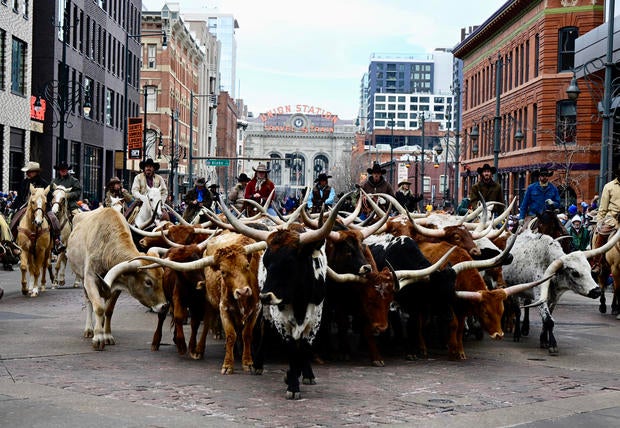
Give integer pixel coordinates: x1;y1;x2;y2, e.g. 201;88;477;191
125;201;142;224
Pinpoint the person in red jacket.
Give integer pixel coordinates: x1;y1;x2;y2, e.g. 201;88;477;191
244;163;276;216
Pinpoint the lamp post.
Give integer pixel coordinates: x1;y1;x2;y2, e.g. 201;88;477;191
493;52;503;177
451;81;461;206
122;29;167;186
388;117;395;185
567;1;615;193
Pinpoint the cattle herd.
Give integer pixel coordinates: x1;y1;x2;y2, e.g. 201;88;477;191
18;188;620;400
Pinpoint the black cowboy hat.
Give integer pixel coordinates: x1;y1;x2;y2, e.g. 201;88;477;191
237;173;250;182
536;167;553;177
367;163;386;175
139;158;160;171
53;161;71;171
314;173;332;183
194;177;206;186
477;163;497;175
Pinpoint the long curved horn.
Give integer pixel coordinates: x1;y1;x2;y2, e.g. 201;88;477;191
462;203;484;222
582;227;620;258
162;230;184;248
360;188;387;218
470;219;496;240
129;223;162;237
326;266;368;283
503;274;556;297
521;259;564;308
451;232;517;274
239;198;284;224
283;188;311;228
455;290;483;301
491;196;517;227
165;204;192;226
218;196;272;242
299;191;353;245
103;260;146;287
369;193;443;238
394;247;457;284
485;219;509;240
359;205;391;239
339;196;363;226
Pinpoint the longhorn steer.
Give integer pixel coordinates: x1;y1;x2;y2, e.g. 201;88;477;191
67;208;168;350
502;229;619;354
219;193;351;399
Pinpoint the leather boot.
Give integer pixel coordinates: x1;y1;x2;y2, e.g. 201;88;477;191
591;232;609;276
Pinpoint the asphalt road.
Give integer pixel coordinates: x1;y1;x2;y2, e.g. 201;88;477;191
2;267;620;427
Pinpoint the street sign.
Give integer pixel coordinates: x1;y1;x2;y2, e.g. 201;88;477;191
206;159;230;167
129;149;141;159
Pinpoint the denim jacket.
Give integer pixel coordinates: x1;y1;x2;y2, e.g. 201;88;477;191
519;182;560;219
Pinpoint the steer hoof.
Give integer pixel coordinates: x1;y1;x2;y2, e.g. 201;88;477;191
250;366;263;376
221;365;234;375
286;390;301;400
371;359;385;367
83;329;94;338
600;303;607;314
548;346;559;355
302;377;316;385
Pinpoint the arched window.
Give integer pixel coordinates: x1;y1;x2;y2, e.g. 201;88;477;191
268;153;283;185
289;153;305;186
313;155;329;181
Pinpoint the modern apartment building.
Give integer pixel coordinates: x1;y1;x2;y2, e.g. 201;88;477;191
0;0;32;192
183;10;238;98
453;0;603;206
31;0;145;203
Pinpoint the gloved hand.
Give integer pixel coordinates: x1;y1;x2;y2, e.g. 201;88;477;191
518;218;524;226
545;199;554;206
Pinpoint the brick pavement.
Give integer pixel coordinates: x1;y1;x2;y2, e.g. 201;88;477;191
2;269;620;426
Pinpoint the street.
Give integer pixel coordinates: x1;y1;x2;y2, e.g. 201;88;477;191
2;268;620;427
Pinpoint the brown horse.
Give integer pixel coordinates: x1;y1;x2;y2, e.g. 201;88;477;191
17;185;52;297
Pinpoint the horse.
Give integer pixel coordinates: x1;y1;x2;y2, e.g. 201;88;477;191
529;209;572;253
16;185;52;297
50;185;76;288
131;186;164;230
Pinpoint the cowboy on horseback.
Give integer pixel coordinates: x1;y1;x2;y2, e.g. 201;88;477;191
130;158;169;225
104;176;133;212
10;161;73;255
49;161;82;252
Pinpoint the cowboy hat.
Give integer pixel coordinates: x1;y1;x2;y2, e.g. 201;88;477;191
208;183;219;190
367;163;386;175
194;177;206;186
53;161;71;171
537;167;553;177
139;158;160;171
252;163;270;173
106;176;122;188
314;173;332;183
477;163;497;175
237;173;250;182
398;180;412;187
21;161;41;172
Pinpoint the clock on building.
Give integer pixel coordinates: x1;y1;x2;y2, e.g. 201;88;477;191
293;116;305;129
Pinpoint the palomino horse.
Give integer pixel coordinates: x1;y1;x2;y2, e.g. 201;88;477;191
17;185;52;297
132;186;164;229
50;185;76;288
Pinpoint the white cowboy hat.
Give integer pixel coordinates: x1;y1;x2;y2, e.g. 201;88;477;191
21;161;41;172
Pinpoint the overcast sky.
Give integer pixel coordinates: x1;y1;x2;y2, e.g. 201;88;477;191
143;0;508;119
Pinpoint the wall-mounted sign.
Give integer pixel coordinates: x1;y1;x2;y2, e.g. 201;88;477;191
259;104;338;123
127;117;143;155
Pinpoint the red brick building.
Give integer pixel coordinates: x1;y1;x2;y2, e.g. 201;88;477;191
453;0;604;209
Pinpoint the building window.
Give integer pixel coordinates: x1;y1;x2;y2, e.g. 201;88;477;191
556;100;576;144
147;44;156;68
288;153;305;186
558;27;578;72
105;88;113;126
313;154;328;181
11;36;25;95
268;153;282;185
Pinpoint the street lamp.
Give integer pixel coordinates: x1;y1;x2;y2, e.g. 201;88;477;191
388;116;395;185
122;29;167;186
566;1;616;192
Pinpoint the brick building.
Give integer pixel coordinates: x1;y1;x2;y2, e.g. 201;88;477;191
453;0;604;209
